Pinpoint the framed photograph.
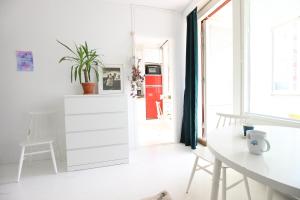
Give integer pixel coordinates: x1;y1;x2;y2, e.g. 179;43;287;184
99;64;124;94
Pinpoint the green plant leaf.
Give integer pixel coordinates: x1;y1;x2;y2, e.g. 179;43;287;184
88;67;91;81
59;56;79;63
74;66;79;82
78;64;82;83
63;56;79;61
59;57;66;63
92;67;99;82
57;40;76;55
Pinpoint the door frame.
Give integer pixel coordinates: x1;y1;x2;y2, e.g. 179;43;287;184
199;0;232;146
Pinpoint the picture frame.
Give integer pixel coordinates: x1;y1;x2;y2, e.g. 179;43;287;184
98;64;124;94
16;51;34;71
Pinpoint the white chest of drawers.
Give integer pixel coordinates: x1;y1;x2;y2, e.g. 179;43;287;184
64;95;129;171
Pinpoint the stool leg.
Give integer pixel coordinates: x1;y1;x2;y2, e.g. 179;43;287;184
222;167;227;200
243;175;251;200
17;146;25;182
49;142;58;173
186;156;199;193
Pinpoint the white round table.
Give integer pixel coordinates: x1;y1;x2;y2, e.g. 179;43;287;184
207;126;300;200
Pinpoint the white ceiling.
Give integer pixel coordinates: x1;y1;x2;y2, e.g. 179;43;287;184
102;0;192;12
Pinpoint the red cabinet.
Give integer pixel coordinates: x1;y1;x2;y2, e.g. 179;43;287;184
145;75;162;85
145;85;163;119
145;64;163;120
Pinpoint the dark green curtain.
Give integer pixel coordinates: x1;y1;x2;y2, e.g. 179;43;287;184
180;8;198;149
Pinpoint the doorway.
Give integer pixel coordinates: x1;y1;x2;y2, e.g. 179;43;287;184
132;37;174;147
200;0;233;141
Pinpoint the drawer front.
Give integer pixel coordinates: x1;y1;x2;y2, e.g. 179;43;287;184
66;128;128;149
67;144;129;166
65;112;127;132
65;95;127;114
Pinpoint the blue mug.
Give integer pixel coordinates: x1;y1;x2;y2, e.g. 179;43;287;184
243;125;254;136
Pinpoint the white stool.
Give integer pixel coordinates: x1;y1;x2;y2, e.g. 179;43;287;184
17;111;58;182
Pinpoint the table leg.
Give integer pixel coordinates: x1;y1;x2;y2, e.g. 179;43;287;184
266;186;273;200
210;158;222;200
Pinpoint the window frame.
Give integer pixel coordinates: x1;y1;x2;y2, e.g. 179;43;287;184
242;0;300;126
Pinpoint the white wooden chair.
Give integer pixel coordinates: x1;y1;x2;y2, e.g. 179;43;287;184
156;101;163;119
216;112;247;128
186;113;251;200
17;111;58;182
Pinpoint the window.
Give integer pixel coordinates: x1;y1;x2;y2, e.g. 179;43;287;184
272;17;300;94
246;0;300;120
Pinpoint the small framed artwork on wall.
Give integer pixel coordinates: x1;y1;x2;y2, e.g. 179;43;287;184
98;64;124;94
16;51;34;71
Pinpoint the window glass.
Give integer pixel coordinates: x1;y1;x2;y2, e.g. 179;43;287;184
248;0;300;120
204;1;233;132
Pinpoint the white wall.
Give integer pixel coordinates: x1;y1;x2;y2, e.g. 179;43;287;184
183;0;210;17
0;0;185;164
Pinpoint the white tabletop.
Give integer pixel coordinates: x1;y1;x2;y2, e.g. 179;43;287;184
207;125;300;197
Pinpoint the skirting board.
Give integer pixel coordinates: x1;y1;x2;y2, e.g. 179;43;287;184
67;158;129;171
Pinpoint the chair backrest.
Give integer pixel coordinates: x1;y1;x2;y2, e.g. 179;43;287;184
27;111;57;142
216;113;248;128
155;101;163;119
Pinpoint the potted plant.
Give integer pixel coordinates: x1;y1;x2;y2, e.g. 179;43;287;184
57;40;103;94
130;59;144;97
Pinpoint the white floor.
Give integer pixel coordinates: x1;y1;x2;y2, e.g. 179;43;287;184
0;144;292;200
133;98;175;146
136;119;174;146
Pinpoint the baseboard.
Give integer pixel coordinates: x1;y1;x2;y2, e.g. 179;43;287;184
67;158;129;171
